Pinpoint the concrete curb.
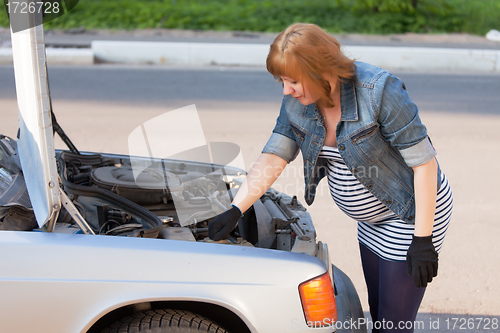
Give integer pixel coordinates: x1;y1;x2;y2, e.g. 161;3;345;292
0;48;12;65
1;40;499;72
0;47;93;65
92;41;269;67
343;46;500;72
92;41;500;72
46;47;94;65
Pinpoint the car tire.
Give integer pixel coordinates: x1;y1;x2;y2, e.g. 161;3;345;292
101;308;229;333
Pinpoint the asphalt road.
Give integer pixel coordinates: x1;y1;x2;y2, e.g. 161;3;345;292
1;65;499;332
0;65;499;115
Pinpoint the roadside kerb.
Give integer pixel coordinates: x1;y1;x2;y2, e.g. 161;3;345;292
2;40;499;72
92;41;500;72
0;48;12;64
0;47;93;65
343;46;500;72
91;41;269;67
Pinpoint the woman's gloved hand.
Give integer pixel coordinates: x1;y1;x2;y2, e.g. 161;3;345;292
406;235;438;288
208;205;242;241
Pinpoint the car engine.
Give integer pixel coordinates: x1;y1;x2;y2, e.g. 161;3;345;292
0;134;329;264
57;150;323;255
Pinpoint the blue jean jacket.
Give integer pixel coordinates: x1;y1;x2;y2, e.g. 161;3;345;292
262;62;441;224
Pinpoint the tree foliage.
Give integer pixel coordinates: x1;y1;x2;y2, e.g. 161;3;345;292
0;0;498;35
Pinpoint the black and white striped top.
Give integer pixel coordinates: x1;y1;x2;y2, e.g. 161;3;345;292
319;145;453;262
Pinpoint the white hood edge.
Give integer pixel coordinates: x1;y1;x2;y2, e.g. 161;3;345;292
11;20;60;227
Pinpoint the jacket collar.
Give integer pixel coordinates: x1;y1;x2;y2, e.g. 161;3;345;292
299;78;359;121
340;78;358;122
300;104;319;119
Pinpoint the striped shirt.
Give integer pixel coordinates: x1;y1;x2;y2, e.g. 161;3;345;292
319;145;453;262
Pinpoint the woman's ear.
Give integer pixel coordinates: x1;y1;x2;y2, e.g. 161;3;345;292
323;75;339;92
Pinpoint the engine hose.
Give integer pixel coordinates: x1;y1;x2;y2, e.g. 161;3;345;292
58;159;162;230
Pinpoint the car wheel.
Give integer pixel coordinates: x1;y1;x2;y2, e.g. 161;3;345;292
101;308;229;333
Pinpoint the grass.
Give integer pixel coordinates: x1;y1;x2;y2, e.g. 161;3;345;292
1;0;499;35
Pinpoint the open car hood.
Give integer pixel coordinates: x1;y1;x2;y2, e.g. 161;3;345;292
10;22;60;227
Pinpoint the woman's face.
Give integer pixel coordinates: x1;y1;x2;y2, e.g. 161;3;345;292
280;77;319;105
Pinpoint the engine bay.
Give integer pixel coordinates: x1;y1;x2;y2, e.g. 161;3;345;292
0;133;326;259
57;150;320;253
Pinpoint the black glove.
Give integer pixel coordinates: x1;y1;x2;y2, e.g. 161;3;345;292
208;205;241;241
406;235;438;288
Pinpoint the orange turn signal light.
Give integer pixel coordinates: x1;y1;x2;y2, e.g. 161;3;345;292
299;271;338;327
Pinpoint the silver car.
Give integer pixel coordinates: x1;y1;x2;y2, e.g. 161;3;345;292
0;10;365;333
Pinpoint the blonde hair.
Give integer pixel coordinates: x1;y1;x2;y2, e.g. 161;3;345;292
266;23;356;108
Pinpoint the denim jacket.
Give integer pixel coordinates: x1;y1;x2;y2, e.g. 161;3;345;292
262;62;441;224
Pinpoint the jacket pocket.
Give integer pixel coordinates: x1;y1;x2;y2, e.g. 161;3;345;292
352;124;377;143
351;124;388;162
